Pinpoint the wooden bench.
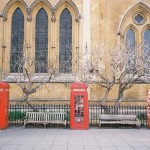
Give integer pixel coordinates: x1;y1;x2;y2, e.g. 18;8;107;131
99;114;141;128
24;112;67;128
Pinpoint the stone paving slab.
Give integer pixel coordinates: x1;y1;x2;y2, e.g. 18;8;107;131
1;127;150;150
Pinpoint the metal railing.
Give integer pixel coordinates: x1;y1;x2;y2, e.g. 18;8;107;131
89;105;147;126
9;104;147;127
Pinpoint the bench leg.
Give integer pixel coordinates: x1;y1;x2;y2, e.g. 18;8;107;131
24;121;27;128
65;120;67;128
44;123;46;128
99;120;101;128
136;123;141;128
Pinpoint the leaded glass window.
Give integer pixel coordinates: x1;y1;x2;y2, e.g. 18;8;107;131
59;8;72;73
35;8;48;73
126;29;136;73
10;8;24;73
126;29;135;49
144;29;150;74
144;29;150;44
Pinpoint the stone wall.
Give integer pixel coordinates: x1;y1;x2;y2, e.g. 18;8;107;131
0;0;149;105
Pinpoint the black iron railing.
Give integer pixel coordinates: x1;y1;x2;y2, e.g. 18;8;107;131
89;105;147;126
9;104;147;127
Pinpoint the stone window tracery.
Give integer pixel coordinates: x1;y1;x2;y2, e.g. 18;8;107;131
5;0;79;77
133;13;146;25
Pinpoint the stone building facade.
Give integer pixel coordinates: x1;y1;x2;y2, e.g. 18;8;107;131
0;0;150;105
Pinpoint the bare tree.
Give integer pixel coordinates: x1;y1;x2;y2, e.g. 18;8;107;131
114;43;150;107
1;46;73;111
141;42;150;82
1;41;149;110
81;43;150;108
113;44;144;107
81;45;115;106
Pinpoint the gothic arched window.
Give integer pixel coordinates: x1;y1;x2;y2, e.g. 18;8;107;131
144;28;150;44
35;8;48;73
126;28;136;72
144;28;150;74
59;8;72;73
126;28;135;49
10;8;24;73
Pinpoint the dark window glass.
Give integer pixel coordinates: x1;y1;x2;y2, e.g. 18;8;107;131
126;29;136;73
59;8;72;73
144;29;150;74
35;8;48;73
10;8;24;73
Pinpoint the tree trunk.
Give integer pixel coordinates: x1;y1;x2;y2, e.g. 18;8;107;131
100;88;110;105
114;90;123;113
24;95;38;112
100;88;111;114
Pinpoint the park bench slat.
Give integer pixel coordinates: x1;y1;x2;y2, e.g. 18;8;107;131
99;114;141;128
24;112;67;128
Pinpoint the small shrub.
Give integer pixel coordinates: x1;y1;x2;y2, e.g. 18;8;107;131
9;111;26;121
137;113;147;120
66;111;70;122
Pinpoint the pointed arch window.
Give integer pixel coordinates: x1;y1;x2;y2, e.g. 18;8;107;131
126;28;136;72
126;28;135;49
144;28;150;44
35;8;48;73
10;8;24;73
144;28;150;74
59;8;72;73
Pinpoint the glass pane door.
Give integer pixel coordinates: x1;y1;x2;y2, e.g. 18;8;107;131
74;95;84;123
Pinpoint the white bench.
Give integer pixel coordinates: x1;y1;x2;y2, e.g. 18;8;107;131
24;112;67;128
99;114;141;128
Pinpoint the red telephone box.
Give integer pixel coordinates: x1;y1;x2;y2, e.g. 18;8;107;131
70;82;89;129
146;89;150;128
0;82;10;129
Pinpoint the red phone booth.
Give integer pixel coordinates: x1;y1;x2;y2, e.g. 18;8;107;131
146;89;150;128
0;82;10;129
70;82;89;129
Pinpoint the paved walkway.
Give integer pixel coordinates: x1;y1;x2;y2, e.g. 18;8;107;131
1;127;150;150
